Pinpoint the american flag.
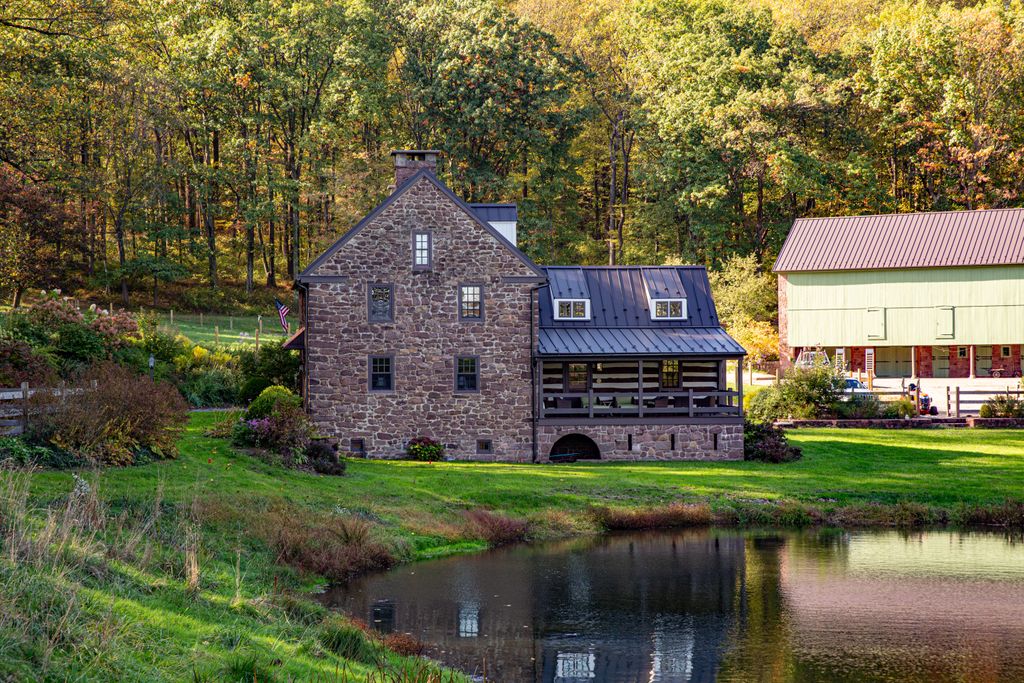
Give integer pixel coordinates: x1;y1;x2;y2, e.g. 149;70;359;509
274;298;290;332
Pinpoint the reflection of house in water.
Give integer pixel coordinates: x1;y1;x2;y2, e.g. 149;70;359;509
326;531;745;682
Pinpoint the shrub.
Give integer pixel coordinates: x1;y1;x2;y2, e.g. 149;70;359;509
306;441;346;476
230;419;256;447
27;362;189;466
383;632;425;657
833;394;882;419
406;437;444;461
979;394;1024;418
318;620;379;664
246;402;314;462
881;397;916;419
743;420;802;463
238;341;300;391
245;385;299;420
253;505;395;580
746;384;787;423
782;361;846;419
462;509;529;546
0;436;82;469
590;502;713;530
237;376;272;405
0;338;57;386
179;367;239;407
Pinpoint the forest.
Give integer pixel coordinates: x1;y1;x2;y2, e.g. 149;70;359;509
3;0;1024;317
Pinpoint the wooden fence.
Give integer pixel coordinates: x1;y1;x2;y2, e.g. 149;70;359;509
944;387;1024;417
0;382;94;436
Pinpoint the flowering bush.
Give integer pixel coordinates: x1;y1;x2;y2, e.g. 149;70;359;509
27;362;189;466
232;387;314;465
406;437;444;461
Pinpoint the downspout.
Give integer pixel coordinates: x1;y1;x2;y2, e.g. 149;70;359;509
529;282;544;464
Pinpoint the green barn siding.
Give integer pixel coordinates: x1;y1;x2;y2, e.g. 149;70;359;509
784;266;1024;347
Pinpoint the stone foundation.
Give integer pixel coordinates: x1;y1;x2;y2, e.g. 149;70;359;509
537;422;743;462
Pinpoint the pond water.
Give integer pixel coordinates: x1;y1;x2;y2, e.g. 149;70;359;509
322;529;1024;682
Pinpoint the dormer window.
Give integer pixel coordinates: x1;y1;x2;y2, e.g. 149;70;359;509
642;268;688;321
555;299;590;320
653;299;686;320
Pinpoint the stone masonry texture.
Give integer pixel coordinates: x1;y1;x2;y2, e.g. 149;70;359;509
538;423;743;461
304;176;538;461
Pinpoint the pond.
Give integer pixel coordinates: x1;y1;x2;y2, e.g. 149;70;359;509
322;529;1024;682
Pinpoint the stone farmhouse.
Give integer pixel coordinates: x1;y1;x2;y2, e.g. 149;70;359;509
284;151;745;462
775;208;1024;378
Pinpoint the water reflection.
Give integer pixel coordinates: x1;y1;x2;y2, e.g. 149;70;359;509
322;530;1024;682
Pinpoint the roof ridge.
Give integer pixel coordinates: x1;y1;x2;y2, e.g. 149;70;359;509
795;206;1024;223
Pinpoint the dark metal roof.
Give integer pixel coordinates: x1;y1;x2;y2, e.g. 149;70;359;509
642;268;687;299
547;267;591;299
469;203;518;223
538;327;744;356
774;208;1024;272
538;267;744;357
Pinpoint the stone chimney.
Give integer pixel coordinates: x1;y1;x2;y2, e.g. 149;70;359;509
391;150;441;188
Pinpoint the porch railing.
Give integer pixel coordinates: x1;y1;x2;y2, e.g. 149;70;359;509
540;389;742;419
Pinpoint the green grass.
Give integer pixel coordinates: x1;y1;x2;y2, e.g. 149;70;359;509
30;415;1024;542
154;313;286;347
11;415;1024;680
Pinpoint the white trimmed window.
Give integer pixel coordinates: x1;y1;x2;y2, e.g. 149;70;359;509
652;298;686;320
413;231;431;269
554;299;590;320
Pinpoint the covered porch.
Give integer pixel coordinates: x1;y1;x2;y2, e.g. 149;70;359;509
539;357;743;419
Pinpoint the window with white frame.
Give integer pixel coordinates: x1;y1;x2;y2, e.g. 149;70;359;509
459;284;483;320
412;231;431;269
652;299;686;320
554;299;590;320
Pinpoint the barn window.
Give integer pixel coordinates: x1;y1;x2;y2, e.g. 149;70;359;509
866;307;886;340
935;306;954;339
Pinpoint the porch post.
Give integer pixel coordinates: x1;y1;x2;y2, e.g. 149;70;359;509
969;345;976;379
637;360;644;417
736;358;744;416
587;362;594;418
911;346;917;380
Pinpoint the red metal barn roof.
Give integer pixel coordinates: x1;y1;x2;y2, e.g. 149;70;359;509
773;208;1024;272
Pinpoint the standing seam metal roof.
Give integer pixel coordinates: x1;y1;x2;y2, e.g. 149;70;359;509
538;267;744;357
773;208;1024;272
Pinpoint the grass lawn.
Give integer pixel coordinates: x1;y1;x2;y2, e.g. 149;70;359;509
31;415;1024;544
153;313;286;347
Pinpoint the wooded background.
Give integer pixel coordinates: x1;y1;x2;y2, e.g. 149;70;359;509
3;0;1022;315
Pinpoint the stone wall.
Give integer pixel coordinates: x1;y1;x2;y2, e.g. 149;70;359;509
913;345;933;377
989;344;1021;377
303;175;540;462
537;422;743;462
948;345;971;378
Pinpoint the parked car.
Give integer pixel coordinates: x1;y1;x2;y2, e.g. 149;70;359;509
843;378;872;396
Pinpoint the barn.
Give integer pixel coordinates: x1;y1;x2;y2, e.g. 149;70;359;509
774;208;1024;379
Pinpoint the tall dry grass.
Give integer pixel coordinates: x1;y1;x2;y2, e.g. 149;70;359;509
590;502;713;531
